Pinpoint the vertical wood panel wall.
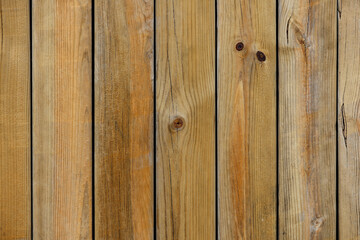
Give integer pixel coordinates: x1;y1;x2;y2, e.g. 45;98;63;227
1;0;360;239
279;0;337;238
33;0;92;238
156;0;215;239
218;0;277;238
95;0;154;239
0;0;30;239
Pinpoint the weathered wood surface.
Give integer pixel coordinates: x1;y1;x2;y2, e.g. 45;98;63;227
278;0;337;239
338;0;360;238
95;0;154;239
156;0;215;239
1;0;357;239
0;0;31;239
218;0;277;239
33;0;92;238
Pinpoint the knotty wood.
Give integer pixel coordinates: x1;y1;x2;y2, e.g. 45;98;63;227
218;0;277;239
0;0;31;238
95;0;154;239
33;0;92;238
338;0;360;238
156;0;215;239
279;0;337;238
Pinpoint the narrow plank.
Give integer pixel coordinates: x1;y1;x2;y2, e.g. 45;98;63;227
338;0;360;238
32;0;92;238
156;0;215;239
218;0;277;238
278;0;337;238
95;0;154;239
0;0;31;238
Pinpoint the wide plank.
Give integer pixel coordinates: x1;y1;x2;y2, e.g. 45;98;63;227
156;0;215;239
338;0;360;238
278;0;337;238
32;0;92;238
95;0;154;239
0;0;31;238
218;0;277;238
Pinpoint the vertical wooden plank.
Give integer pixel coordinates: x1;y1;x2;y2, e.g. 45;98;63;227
218;0;277;238
33;0;92;238
279;0;337;239
338;0;360;238
0;0;30;238
95;0;154;239
156;0;215;239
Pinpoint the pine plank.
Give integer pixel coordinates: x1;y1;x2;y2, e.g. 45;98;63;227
94;0;154;239
338;0;360;238
32;0;92;238
156;0;215;239
278;0;337;238
0;0;31;238
218;0;277;238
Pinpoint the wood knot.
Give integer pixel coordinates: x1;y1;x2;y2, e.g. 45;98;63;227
294;26;311;48
170;116;185;132
311;216;325;234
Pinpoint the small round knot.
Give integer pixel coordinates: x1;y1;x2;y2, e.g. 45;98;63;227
256;51;266;62
235;42;244;51
170;116;185;132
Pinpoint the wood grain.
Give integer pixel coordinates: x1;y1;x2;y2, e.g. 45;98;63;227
156;0;215;239
278;0;337;238
218;0;277;239
95;0;154;239
0;0;31;239
32;0;92;239
338;0;360;238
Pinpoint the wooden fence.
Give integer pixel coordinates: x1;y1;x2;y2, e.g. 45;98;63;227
0;0;356;239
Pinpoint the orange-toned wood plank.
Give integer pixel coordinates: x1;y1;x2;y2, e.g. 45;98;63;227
278;0;337;238
156;0;215;239
33;0;92;238
0;0;31;238
95;0;154;239
218;0;277;238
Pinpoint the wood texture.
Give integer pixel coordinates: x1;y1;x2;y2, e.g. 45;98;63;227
95;0;154;239
32;0;92;239
218;0;277;239
338;0;360;238
156;0;215;239
278;0;337;238
0;0;31;239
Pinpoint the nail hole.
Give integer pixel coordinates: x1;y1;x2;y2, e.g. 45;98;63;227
256;51;266;62
236;42;244;51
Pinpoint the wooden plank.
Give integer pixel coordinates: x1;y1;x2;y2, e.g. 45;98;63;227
338;0;360;238
156;0;215;239
94;0;154;239
278;0;337;238
32;0;92;238
218;0;277;238
0;0;31;238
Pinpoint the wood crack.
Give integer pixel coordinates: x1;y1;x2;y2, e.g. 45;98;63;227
341;103;347;147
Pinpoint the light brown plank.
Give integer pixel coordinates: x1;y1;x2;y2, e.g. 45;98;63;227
279;0;337;238
156;0;215;239
218;0;277;239
33;0;92;239
0;0;31;238
338;0;360;238
95;0;154;239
